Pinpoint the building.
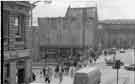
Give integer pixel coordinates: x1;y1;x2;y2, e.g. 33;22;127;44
38;1;97;64
96;20;135;49
2;1;33;84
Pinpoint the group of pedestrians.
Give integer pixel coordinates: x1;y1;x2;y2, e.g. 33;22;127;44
42;67;51;84
54;64;77;84
54;65;64;84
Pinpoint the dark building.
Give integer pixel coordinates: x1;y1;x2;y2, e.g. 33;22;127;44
96;20;135;49
2;1;33;84
38;1;97;64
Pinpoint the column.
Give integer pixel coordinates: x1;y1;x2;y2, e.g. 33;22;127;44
33;27;40;61
25;16;32;49
25;59;32;84
9;61;16;84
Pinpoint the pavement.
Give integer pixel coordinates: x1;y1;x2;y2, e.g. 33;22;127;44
30;49;135;84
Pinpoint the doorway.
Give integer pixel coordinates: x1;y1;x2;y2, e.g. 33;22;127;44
17;68;25;84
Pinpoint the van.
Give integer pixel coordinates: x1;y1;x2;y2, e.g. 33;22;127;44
73;66;101;84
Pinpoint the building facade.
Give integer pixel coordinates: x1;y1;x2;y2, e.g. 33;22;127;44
96;20;135;49
38;2;97;64
2;1;33;84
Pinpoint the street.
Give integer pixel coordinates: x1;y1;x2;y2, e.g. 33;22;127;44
31;49;135;84
2;1;135;84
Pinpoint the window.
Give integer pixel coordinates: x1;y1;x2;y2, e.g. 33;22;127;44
3;11;9;50
9;15;25;41
3;11;9;42
51;18;57;30
59;48;71;57
4;63;10;78
63;18;70;31
71;17;77;23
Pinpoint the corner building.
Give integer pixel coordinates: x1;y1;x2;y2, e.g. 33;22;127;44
2;1;33;84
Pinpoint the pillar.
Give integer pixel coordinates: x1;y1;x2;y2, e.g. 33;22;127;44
25;59;32;84
9;61;16;84
32;27;40;62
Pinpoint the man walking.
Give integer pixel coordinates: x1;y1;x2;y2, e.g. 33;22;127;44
59;67;64;84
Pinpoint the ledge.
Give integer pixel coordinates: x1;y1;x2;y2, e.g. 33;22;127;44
4;49;32;61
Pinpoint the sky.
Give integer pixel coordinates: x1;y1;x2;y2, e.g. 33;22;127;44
97;0;135;20
31;0;135;20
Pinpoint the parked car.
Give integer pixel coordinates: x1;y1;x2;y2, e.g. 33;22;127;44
105;56;115;65
120;48;125;53
124;64;135;71
107;48;116;55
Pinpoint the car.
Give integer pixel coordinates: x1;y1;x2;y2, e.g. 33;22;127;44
104;56;115;65
124;64;135;71
107;48;116;55
120;48;125;53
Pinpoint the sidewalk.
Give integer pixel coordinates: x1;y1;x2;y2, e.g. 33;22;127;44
105;77;129;84
96;55;106;63
30;75;73;84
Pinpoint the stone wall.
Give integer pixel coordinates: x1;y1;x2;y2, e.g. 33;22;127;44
97;23;135;48
38;7;97;47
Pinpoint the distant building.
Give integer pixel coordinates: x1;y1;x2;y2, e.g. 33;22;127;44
2;1;33;84
38;1;97;64
96;20;135;49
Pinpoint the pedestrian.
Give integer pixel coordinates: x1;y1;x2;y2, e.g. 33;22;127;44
59;68;63;84
40;70;42;75
70;66;74;77
45;73;50;84
48;66;53;81
32;72;36;81
104;50;107;56
43;68;46;77
55;65;59;78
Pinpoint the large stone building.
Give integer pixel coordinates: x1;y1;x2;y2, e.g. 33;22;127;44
38;1;97;64
96;20;135;49
2;1;33;84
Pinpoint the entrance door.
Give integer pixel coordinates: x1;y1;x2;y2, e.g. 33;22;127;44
18;68;25;84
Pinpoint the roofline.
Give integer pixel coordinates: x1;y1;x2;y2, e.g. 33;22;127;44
98;20;135;24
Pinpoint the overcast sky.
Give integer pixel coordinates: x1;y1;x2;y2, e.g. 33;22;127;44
31;0;135;20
